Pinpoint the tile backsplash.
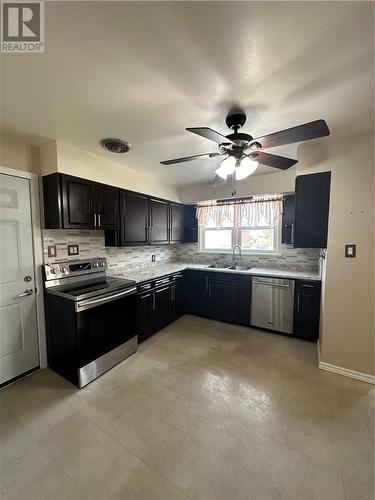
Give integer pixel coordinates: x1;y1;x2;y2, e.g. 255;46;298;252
175;243;320;272
42;230;320;273
42;230;178;272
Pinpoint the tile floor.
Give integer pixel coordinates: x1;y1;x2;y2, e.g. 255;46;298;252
1;315;374;500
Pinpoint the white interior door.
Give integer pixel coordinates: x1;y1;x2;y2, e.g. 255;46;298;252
0;173;39;385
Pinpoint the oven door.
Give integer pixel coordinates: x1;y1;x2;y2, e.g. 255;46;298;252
74;286;137;368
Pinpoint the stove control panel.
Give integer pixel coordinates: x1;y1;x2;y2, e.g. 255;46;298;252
44;258;107;281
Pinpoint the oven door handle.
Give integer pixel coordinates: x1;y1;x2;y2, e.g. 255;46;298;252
75;286;137;312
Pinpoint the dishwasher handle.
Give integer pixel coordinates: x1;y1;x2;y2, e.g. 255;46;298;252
253;281;291;288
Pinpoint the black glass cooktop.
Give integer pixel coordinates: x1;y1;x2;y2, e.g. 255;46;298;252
49;276;136;301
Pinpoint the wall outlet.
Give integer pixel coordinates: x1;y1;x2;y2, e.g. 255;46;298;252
68;244;79;256
151;254;156;262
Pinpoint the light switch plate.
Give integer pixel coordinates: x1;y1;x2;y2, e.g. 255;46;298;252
68;244;79;256
345;244;356;258
47;245;56;257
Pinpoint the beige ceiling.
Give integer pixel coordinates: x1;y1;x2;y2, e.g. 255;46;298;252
1;1;373;186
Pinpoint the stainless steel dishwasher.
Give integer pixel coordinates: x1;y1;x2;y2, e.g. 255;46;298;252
251;276;295;334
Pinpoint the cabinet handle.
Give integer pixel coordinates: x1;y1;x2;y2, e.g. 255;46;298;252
297;293;300;312
152;292;156;311
208;283;211;300
98;213;101;227
156;287;169;294
171;285;175;301
94;213;97;228
291;223;294;245
206;276;209;292
301;284;314;289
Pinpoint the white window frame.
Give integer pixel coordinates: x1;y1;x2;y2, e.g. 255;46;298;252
199;219;282;256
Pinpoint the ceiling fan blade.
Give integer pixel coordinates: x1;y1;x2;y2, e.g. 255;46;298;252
252;119;330;149
186;127;235;145
250;151;298;170
212;174;227;187
160;152;219;165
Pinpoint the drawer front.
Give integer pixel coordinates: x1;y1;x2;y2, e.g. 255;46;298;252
154;276;172;288
138;282;152;293
295;280;321;292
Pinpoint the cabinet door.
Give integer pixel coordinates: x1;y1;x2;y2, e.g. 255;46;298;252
122;191;149;246
95;184;120;230
169;203;184;244
294;172;331;248
149;199;169;245
61;175;94;229
281;194;295;245
137;292;155;342
186;270;209;317
171;274;186;319
294;283;321;341
183;205;198;243
239;276;252;325
208;273;239;324
154;286;171;330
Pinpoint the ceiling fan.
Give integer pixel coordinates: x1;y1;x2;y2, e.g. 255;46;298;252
160;110;330;186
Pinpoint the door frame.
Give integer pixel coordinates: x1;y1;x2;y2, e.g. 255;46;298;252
0;166;47;369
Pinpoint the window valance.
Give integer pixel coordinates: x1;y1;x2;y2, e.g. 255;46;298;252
196;194;283;228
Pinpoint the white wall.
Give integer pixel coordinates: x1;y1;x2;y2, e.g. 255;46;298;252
54;142;180;201
1;132;180;201
297;133;374;376
0;131;41;174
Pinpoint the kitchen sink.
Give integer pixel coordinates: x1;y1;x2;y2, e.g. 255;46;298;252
207;264;251;271
227;265;252;271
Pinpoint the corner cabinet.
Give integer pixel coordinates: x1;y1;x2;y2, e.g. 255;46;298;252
281;194;295;245
169;203;184;244
43;173;119;230
294;172;331;248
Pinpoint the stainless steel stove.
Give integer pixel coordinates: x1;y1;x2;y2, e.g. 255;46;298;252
43;258;137;387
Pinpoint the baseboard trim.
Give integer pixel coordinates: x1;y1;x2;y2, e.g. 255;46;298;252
319;360;375;385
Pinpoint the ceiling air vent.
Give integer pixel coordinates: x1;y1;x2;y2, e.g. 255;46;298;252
101;138;131;153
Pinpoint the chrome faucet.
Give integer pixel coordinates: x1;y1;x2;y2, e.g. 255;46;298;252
232;245;242;266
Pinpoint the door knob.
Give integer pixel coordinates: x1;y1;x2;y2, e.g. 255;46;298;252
18;289;33;298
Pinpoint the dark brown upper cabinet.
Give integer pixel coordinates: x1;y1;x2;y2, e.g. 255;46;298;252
121;191;149;246
294;172;331;248
281;194;295;245
169;203;184;244
149;198;169;245
61;175;93;229
43;173;119;230
183;204;198;243
94;183;119;230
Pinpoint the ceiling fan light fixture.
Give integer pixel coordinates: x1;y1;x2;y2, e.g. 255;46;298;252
235;156;258;180
215;156;236;179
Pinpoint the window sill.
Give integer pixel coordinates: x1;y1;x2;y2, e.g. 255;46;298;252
199;249;282;257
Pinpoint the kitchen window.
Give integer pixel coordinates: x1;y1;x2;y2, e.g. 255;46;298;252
197;195;283;255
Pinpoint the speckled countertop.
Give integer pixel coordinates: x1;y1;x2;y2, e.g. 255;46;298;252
109;261;321;284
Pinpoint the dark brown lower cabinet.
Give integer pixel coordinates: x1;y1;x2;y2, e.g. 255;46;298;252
207;273;239;324
137;270;322;344
293;280;321;341
137;273;186;342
